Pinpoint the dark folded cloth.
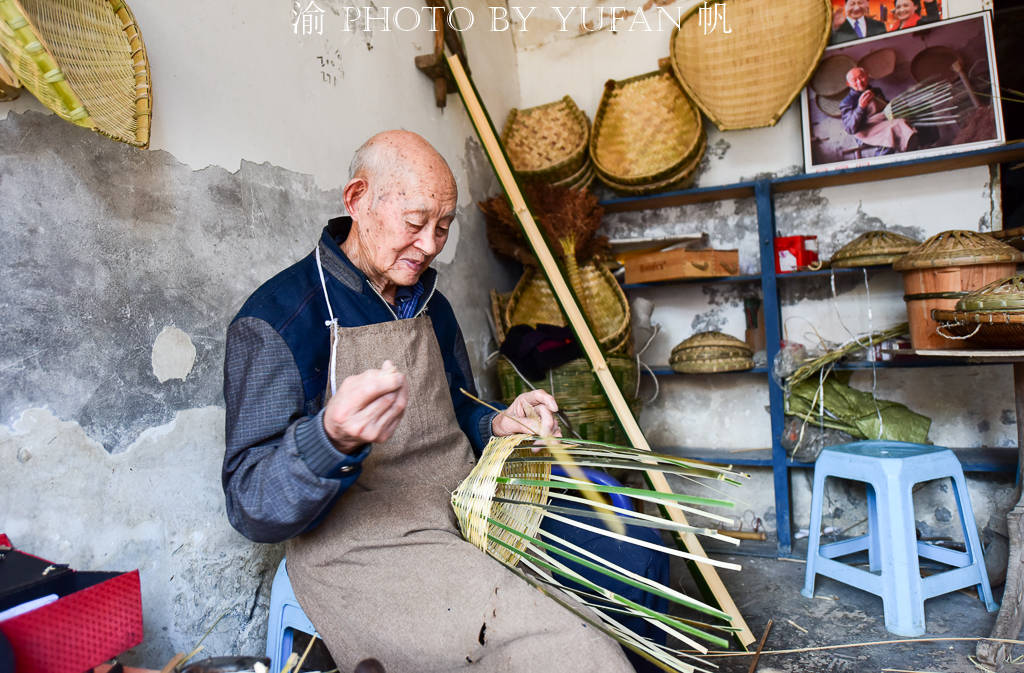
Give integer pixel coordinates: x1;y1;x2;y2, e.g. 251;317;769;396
499;324;582;380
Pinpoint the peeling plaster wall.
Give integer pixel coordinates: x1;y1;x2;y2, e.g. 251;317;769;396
0;1;519;665
500;0;1013;539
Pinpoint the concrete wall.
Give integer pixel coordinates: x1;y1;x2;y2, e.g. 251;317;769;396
0;0;519;664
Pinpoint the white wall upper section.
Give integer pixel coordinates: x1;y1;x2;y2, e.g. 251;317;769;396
0;0;520;193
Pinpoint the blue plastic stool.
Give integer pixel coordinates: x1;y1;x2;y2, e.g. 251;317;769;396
266;558;318;673
801;441;998;636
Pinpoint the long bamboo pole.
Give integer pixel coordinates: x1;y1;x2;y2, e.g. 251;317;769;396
444;51;755;648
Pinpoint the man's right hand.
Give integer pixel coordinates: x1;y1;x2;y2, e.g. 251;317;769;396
323;360;409;453
858;90;874;109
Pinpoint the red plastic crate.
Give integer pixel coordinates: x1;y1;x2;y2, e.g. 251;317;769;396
0;558;142;673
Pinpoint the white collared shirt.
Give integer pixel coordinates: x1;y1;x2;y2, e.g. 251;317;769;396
847;16;867;36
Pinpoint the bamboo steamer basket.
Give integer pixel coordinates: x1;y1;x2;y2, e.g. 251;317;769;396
893;230;1024;350
590;68;704;188
0;0;152;147
670;331;754;374
670;0;832;130
501;95;590;185
932;274;1024;347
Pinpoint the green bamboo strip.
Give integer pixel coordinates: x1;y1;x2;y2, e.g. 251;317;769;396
498;476;735;509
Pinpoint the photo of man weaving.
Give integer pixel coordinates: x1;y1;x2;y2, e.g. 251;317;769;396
222;130;667;673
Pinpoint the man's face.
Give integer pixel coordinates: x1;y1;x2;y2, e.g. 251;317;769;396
351;170;457;290
845;0;868;20
894;0;915;21
847;68;869;91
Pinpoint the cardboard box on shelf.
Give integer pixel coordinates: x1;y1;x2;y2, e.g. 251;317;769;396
623;248;740;284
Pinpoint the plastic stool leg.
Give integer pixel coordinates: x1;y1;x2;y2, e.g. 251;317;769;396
802;466;829;599
866;483;881;573
876;476;926;636
950;472;999;612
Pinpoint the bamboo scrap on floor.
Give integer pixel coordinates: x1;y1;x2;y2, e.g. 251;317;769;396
443;49;755;648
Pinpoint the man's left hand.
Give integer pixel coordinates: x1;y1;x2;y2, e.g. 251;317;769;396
492;390;561;438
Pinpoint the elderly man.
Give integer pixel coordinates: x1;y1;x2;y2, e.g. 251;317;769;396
222;131;642;673
840;67;917;156
832;0;886;43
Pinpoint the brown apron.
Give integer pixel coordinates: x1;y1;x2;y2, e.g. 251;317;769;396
285;314;633;673
855;97;917;152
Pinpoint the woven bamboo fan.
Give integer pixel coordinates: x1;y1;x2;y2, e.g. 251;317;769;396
590;69;704;187
894;230;1024;270
0;0;152;147
669;0;832;131
670;331;754;374
598;133;707;197
502;95;590;184
831;230;920;268
810;54;856;97
911;46;961;83
451;433;745;671
859;48;897;80
505;264;633;355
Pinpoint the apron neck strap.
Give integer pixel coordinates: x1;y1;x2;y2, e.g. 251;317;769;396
315;245;340;397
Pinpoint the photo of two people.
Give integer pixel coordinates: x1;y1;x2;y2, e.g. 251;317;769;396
831;0;943;44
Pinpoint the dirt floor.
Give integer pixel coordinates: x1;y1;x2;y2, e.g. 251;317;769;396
673;543;1015;673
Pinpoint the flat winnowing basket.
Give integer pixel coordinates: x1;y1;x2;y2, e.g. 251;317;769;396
502;95;590;184
596;132;707;196
506;264;633;355
957;273;1024;312
894;230;1024;270
451;434;746;672
0;0;152;147
590;69;703;187
831;230;920;268
670;0;832;131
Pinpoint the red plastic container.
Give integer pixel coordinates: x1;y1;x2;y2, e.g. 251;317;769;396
774;235;819;273
0;538;143;673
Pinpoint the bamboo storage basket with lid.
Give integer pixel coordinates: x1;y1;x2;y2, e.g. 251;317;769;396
670;331;754;374
590;68;704;190
932;274;1024;348
831;230;920;268
501;95;590;185
894;230;1024;350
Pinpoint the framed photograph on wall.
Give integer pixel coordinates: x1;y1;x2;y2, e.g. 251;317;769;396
801;12;1004;174
830;0;947;45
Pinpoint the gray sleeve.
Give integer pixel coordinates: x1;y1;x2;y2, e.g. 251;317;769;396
222;316;370;543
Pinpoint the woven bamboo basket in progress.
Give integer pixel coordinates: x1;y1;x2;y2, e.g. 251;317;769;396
670;0;832;131
894;230;1024;350
590;69;704;188
0;0;152;147
831;230;920;268
502;95;590;185
932;274;1024;347
504;264;633;355
670;331;754;374
450;433;746;671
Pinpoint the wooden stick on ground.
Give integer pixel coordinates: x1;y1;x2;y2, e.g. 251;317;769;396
444;49;755;649
746;618;773;673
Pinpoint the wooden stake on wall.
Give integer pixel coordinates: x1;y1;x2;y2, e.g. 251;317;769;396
443;51;755;648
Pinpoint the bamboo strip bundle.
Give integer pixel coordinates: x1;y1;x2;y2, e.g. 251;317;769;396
452;434;747;672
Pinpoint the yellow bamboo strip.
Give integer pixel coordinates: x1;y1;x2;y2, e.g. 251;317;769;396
444;50;755;648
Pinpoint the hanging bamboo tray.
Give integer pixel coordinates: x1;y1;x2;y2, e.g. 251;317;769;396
859;48;897;80
669;0;832;131
590;68;704;187
831;230;920;268
810;54;856;97
501;95;590;184
815;91;845;119
0;0;152;147
504;264;632;355
670;331;754;374
911;45;962;83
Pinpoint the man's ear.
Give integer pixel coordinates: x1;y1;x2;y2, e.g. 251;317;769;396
343;177;369;217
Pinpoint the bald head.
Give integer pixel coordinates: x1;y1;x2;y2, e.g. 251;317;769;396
341;131;458;302
847;67;869;91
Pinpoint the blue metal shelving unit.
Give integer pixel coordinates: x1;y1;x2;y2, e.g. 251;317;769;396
602;140;1024;556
